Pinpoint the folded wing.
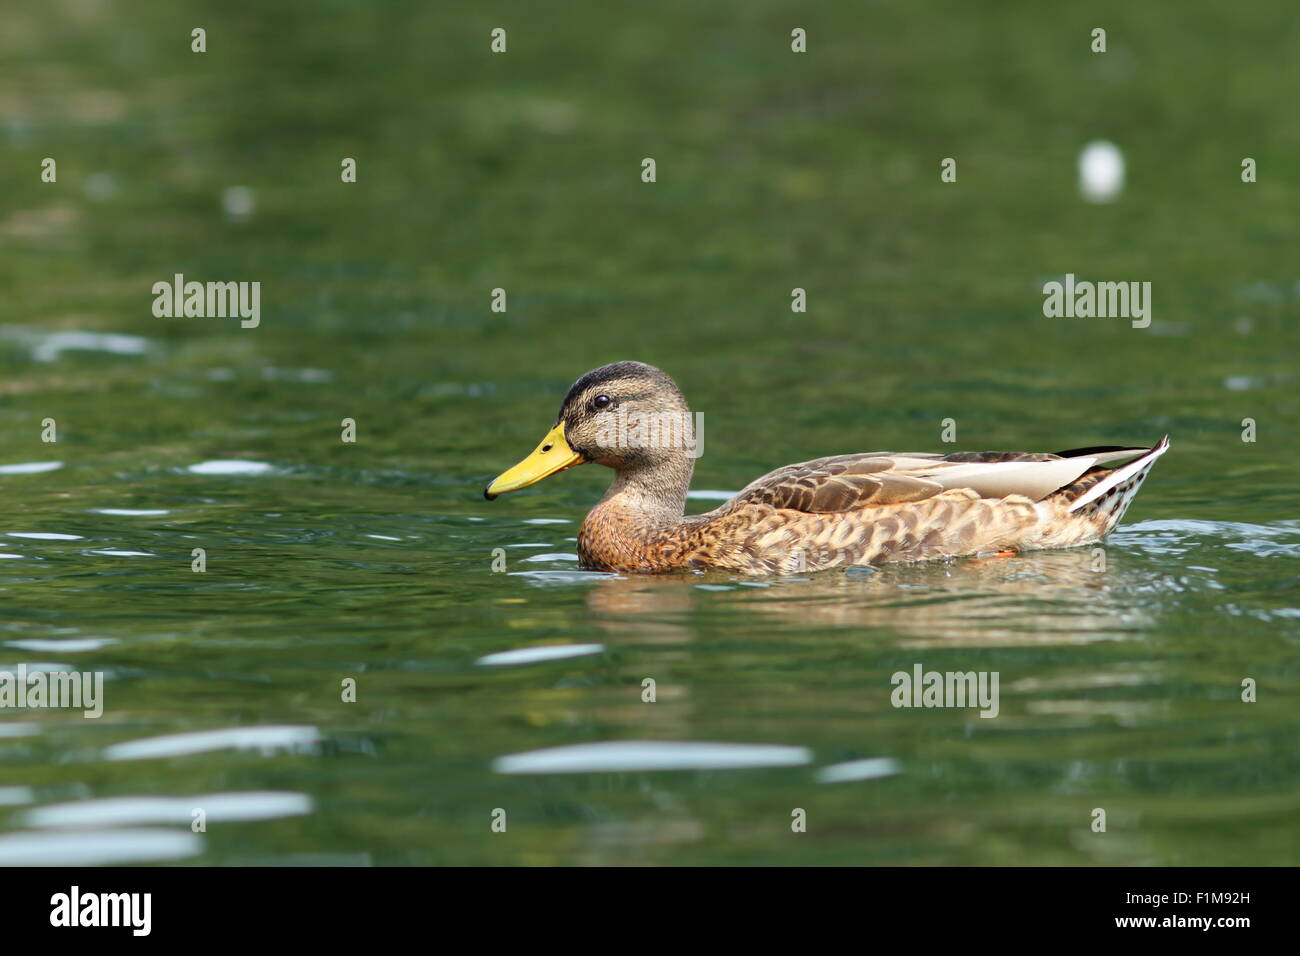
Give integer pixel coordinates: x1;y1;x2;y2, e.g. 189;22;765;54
724;447;1153;516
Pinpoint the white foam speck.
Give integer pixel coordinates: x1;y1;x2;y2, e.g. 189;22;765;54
222;185;255;222
1078;140;1124;203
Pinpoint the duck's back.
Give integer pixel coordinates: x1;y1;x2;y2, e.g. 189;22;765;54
673;441;1169;573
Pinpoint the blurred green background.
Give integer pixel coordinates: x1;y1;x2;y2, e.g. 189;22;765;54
0;0;1296;865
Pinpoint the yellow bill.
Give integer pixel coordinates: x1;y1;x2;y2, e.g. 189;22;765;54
484;423;584;499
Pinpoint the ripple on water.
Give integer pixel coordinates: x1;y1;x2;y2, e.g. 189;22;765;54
21;792;313;828
508;569;621;586
1115;519;1300;559
0;828;201;865
815;757;902;784
103;725;322;762
0;661;76;674
493;741;813;774
6;329;151;363
476;643;605;666
186;460;275;476
261;367;334;383
5;638;117;653
0;723;41;738
0;462;63;475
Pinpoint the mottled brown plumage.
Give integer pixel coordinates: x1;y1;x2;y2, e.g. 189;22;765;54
485;362;1169;575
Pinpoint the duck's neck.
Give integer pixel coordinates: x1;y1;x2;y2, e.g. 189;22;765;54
579;455;696;571
600;455;694;520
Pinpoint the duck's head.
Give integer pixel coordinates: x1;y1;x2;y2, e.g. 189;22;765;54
484;361;694;500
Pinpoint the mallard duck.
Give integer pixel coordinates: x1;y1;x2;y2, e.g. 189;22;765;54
484;362;1169;574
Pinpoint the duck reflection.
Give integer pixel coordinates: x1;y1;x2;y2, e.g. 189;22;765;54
584;546;1154;648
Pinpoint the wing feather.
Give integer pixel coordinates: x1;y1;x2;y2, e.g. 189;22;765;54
723;449;1103;516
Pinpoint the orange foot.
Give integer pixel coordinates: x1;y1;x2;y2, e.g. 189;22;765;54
969;549;1018;563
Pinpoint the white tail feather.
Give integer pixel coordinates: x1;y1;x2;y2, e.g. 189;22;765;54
1068;437;1170;512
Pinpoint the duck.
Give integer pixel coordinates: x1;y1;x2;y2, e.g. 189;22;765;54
484;361;1169;575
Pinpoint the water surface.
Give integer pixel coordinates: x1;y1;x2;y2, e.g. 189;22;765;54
1;0;1297;865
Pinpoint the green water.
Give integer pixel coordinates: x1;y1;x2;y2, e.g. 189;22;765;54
1;0;1297;865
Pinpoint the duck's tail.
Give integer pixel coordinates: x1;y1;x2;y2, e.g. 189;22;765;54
1061;436;1170;532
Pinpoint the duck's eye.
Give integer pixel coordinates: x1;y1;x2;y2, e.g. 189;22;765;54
592;394;612;410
